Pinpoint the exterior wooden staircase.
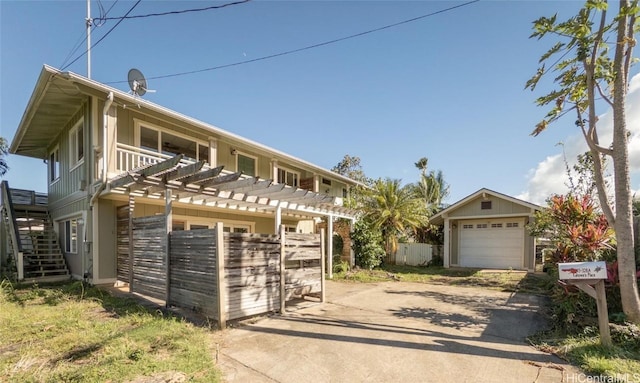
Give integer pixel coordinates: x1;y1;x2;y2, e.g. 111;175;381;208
1;181;70;283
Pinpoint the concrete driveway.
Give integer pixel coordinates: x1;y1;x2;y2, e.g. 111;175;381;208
214;281;580;383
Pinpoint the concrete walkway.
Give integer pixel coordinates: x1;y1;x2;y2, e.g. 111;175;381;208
214;281;581;383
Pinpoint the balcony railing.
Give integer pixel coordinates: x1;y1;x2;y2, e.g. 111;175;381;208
116;142;202;174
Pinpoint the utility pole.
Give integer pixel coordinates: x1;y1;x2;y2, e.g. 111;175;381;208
86;0;91;78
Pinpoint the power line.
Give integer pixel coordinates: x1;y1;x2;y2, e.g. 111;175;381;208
107;0;480;84
98;0;250;21
59;0;121;69
61;0;142;72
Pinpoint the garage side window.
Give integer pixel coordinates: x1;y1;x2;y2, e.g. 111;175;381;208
506;222;519;228
462;224;473;229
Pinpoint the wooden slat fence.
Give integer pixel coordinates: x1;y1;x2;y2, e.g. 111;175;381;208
224;233;281;320
168;229;218;317
119;212;324;327
116;206;130;283
131;215;167;301
9;188;48;206
284;233;322;299
396;243;434;266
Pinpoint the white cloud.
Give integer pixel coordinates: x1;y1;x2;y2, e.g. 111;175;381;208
519;73;640;205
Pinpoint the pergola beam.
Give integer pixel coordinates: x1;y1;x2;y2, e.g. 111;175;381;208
180;165;224;185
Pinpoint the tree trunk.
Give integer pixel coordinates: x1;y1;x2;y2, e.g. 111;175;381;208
612;0;640;323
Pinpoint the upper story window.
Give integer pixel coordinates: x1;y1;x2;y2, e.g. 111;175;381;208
277;167;299;187
481;201;492;210
137;123;209;164
237;153;256;176
49;146;60;183
69;119;84;168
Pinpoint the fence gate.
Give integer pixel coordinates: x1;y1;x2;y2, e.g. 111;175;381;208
131;215;168;301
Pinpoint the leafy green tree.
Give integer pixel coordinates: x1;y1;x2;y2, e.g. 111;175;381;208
0;137;8;177
526;0;640;322
362;178;427;261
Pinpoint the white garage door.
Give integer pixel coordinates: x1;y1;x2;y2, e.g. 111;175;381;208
459;219;524;269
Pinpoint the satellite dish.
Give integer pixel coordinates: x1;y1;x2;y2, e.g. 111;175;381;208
128;68;151;97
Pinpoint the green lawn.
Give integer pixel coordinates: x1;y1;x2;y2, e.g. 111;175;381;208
0;280;220;383
333;264;552;294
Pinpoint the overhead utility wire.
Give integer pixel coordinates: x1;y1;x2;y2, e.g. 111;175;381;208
108;0;480;84
99;0;250;20
61;0;142;72
59;0;120;69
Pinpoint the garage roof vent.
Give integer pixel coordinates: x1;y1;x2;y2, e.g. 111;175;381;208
481;201;492;210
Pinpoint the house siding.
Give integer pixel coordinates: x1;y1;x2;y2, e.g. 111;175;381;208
48;104;90;204
449;196;531;218
112;106;349;197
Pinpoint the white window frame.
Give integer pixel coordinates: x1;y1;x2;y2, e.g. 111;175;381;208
64;218;79;254
277;166;300;187
236;151;258;177
69;118;84;170
49;146;60;184
172;215;255;233
134;119;209;163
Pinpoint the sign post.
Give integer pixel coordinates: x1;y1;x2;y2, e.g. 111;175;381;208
558;261;611;347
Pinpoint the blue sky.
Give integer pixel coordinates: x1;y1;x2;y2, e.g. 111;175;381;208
1;0;639;205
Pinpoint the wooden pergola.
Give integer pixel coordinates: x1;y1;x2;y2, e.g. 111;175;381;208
106;154;356;218
105;155;358;273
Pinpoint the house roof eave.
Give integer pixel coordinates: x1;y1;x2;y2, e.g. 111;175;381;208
429;187;541;226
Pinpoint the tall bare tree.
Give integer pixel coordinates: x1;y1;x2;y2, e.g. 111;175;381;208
526;0;640;322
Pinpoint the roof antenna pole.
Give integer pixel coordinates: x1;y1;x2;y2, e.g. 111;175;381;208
86;0;91;78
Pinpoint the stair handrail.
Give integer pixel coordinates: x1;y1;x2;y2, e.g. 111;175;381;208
1;181;23;254
2;181;25;280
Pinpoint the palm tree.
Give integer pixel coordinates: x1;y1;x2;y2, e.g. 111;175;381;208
362;178;427;262
415;169;449;215
0;137;8;177
413;157;449;215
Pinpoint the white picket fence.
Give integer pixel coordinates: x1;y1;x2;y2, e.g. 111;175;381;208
395;243;435;266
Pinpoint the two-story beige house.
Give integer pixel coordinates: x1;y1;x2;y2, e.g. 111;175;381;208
4;65;359;284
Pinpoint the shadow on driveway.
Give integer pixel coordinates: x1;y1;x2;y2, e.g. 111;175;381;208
216;281;577;383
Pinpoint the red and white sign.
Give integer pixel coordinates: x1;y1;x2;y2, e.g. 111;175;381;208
558;261;607;280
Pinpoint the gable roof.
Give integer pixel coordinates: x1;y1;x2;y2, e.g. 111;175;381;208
430;188;541;225
10;65;362;188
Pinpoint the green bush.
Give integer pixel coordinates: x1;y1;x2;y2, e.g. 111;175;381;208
333;260;349;274
351;219;384;270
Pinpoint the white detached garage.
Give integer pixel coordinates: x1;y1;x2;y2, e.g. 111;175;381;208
430;188;541;271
